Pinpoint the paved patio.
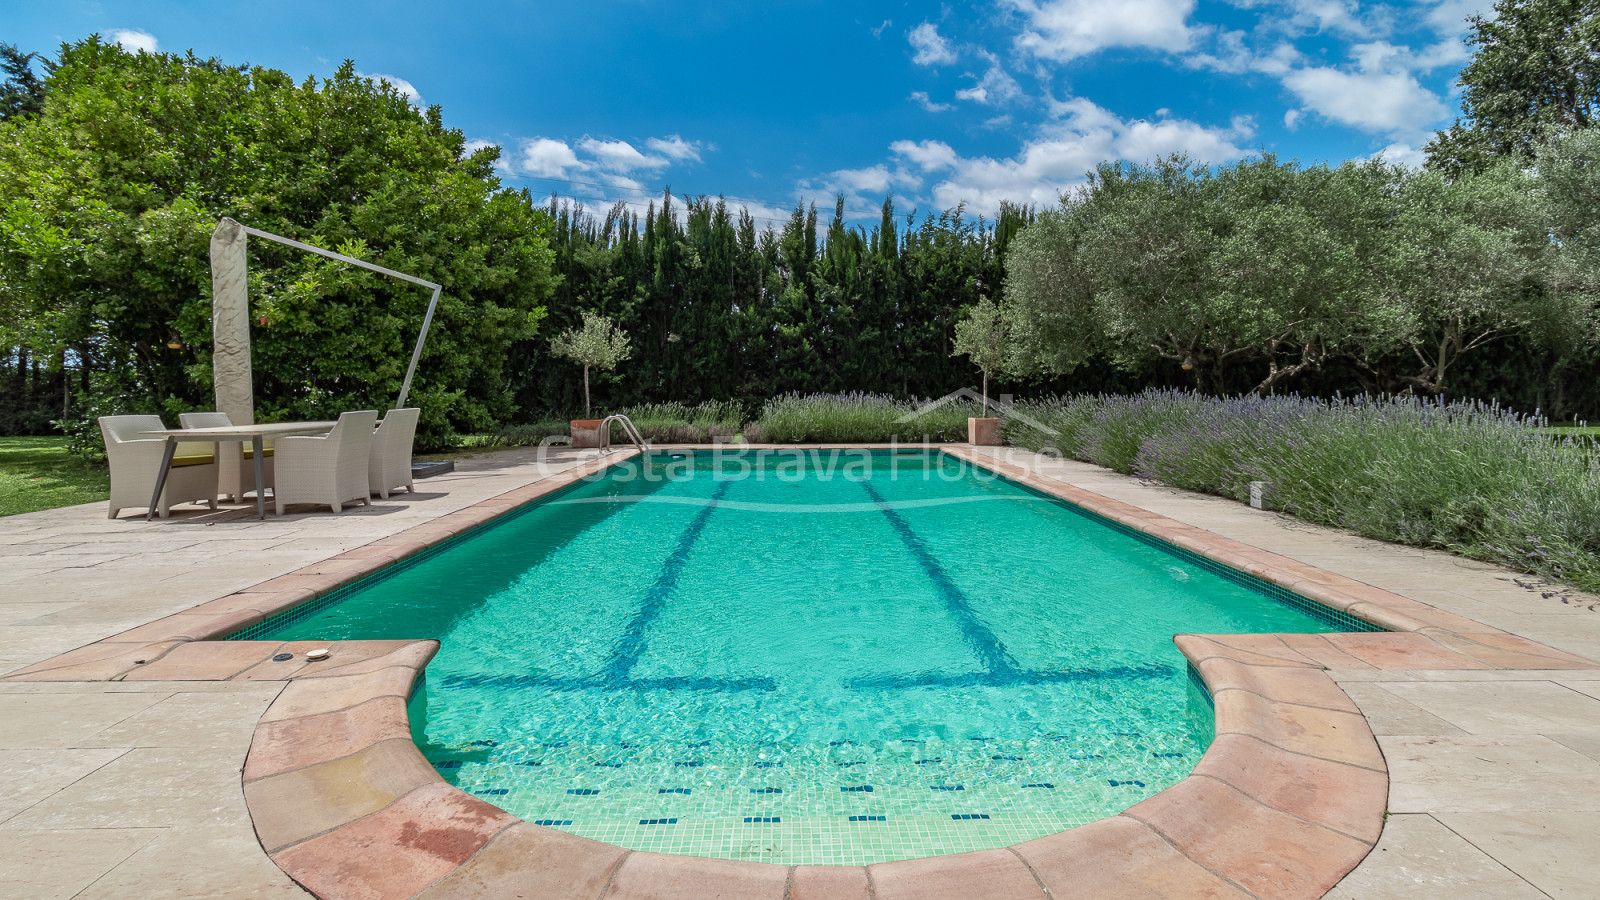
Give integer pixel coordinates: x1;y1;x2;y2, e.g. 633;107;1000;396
1;444;1597;898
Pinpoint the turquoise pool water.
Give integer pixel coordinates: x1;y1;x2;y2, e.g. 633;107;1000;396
256;450;1354;864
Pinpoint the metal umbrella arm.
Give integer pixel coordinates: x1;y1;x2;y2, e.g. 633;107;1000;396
237;225;442;411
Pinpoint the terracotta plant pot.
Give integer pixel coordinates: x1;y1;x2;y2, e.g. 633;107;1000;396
570;419;605;449
968;417;1001;446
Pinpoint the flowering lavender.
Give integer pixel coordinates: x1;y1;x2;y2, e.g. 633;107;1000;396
750;392;978;443
1008;390;1600;591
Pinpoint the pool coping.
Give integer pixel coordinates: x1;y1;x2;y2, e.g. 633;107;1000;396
7;443;1598;899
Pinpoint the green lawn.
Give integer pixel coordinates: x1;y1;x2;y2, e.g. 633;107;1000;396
0;435;109;517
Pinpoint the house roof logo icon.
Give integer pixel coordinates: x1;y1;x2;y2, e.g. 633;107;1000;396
893;389;1059;436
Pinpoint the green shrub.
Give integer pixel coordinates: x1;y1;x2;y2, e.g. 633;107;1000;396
617;401;743;443
1009;390;1600;591
750;393;977;443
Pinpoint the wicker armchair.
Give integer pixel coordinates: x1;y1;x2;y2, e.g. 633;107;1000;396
369;407;420;499
272;410;378;515
100;415;219;519
179;411;274;502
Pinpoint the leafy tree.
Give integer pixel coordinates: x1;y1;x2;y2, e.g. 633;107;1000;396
550;312;631;417
1363;163;1576;393
0;37;556;447
1004;155;1375;393
1000;153;1568;396
0;43;47;120
1427;0;1600;174
1535;129;1600;301
952;295;1008;415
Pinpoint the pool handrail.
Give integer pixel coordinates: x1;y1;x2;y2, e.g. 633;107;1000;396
598;414;650;455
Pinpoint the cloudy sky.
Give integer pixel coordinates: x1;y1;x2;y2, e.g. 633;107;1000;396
11;0;1489;225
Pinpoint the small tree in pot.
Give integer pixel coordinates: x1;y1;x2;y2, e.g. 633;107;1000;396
550;312;631;445
952;296;1009;445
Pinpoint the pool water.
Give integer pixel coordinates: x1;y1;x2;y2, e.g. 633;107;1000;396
258;450;1347;864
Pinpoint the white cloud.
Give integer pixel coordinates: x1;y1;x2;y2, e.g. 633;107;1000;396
872;19;893;38
1186;32;1301;75
1006;0;1198;61
1425;0;1495;34
819;162;921;194
502;133;711;185
359;72;423;106
1277;0;1370;36
1284;108;1303;130
106;29;158;53
908;98;1253;214
578;138;670;172
645;135;704;163
956;60;1024;105
1372;142;1428;168
891;140;959;171
1282;44;1449;140
910;91;954;112
909;22;958;66
517;138;583;177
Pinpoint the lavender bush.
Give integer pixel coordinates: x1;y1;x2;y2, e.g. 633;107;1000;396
1008;390;1600;590
750;392;976;443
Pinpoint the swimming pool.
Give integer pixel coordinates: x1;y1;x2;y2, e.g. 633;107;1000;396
251;449;1371;864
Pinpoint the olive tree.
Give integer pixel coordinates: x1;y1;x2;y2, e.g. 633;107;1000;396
952;295;1008;415
550;312;631;417
1003;154;1395;394
1367;162;1579;394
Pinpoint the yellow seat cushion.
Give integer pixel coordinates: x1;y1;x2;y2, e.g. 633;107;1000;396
241;446;274;458
170;454;216;468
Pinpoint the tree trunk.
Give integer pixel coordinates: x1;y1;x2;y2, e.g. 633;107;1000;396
583;364;591;418
981;371;989;417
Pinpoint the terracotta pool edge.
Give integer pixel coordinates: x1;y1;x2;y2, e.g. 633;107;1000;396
236;633;1392;899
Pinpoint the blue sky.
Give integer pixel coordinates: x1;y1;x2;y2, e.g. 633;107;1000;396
8;0;1489;225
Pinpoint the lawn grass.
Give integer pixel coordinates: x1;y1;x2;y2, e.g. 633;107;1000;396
0;435;110;517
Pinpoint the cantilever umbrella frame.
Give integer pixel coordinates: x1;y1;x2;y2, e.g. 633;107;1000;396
236;226;442;411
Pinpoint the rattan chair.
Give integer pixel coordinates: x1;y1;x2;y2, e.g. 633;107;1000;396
369;407;420;499
179;411;274;502
272;410;378;515
100;415;219;519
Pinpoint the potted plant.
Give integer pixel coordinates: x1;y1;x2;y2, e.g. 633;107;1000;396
952;295;1009;445
549;312;632;448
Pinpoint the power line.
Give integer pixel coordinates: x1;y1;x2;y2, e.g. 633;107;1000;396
500;173;893;225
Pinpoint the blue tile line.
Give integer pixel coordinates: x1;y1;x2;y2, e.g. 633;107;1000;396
1187;662;1215;708
437;480;770;695
234;448;1378;648
856;478;1175;691
225;468;609;641
846;663;1171;690
439;673;775;693
858;480;1019;675
600;478;734;683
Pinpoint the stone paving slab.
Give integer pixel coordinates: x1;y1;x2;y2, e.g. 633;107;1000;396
3;444;1600;896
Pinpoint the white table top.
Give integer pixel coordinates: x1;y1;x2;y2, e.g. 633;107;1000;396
140;421;336;440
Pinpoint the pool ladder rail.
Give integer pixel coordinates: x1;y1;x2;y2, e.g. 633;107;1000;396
598;414;651;456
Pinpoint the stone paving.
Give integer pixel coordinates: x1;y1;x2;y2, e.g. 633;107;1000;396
968;447;1600;899
0;446;599;900
0;443;1598;897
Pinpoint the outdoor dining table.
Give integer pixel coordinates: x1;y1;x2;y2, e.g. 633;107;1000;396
140;421;335;521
